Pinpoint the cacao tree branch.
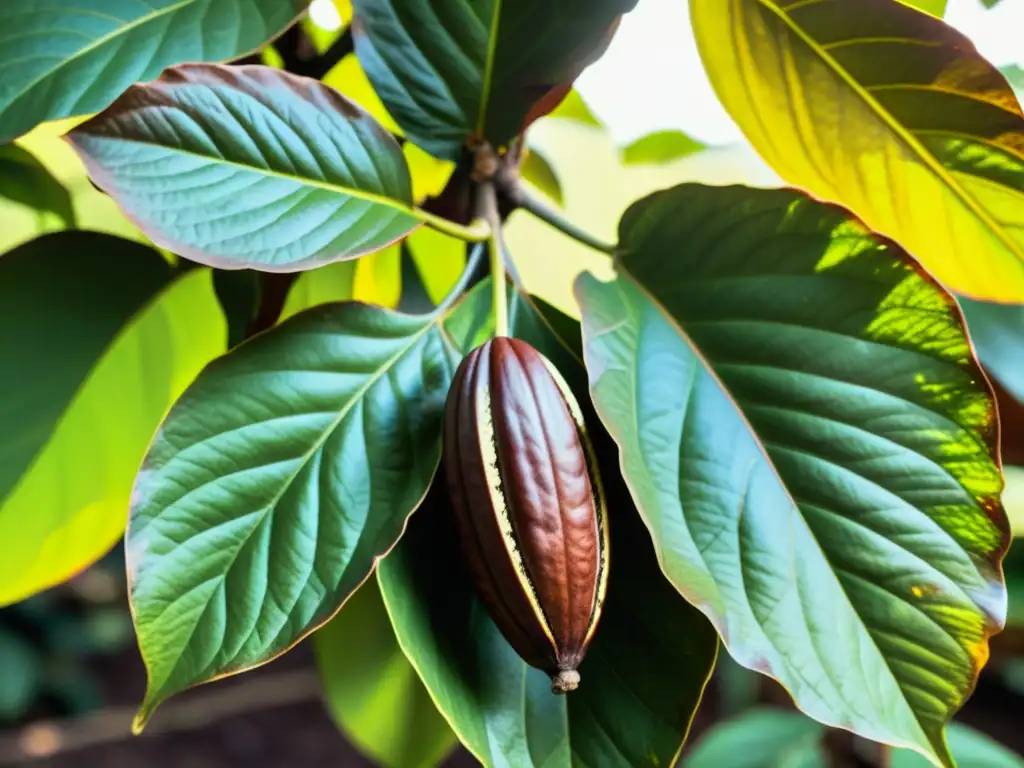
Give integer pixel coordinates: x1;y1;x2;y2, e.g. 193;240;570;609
500;177;616;256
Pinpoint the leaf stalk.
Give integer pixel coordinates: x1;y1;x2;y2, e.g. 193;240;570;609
502;178;616;256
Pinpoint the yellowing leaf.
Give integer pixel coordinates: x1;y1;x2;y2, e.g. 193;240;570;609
692;0;1024;302
354;245;402;308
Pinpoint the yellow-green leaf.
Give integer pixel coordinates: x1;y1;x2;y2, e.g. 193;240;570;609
691;0;1024;301
0;233;225;606
314;576;455;768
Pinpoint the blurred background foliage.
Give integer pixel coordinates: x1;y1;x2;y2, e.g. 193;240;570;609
1;0;1023;765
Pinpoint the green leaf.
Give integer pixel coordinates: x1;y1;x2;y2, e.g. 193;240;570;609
213;271;262;349
379;284;718;767
621;130;706;166
546;90;604;129
0;0;306;143
576;183;1008;767
685;708;825;768
0;144;74;226
67;64;422;272
280;262;357;322
521;148;564;206
314;577;456;768
892;723;1024;768
1005;544;1024;627
406;229;467;306
691;0;1024;302
0;630;42;720
127;295;464;729
1003;66;1024;106
958;298;1024;404
903;0;947;16
688;712;1022;768
1003;466;1024;538
351;0;635;159
0;232;225;607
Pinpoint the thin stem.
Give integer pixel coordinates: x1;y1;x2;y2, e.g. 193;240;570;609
480;182;508;338
490;229;508;337
434;241;486;314
507;180;616;256
417;208;491;242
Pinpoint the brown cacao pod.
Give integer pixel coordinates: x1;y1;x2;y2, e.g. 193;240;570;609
443;336;608;693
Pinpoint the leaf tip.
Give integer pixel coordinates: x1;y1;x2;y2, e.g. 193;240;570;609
131;696;161;735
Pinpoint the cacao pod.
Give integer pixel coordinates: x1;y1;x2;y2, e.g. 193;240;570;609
443;336;608;694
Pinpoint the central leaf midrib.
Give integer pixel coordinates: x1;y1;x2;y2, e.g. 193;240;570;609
756;0;1024;264
77;131;421;220
474;0;503;136
619;270;932;751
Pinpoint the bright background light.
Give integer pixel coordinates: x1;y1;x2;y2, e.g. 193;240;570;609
575;0;1024;147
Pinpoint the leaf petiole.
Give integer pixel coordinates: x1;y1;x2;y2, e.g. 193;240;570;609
507;181;616;256
417;208;492;242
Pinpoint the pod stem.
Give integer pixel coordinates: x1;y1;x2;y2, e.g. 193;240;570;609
551;669;580;694
480;180;509;338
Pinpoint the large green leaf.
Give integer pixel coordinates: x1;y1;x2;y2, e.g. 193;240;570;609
126;289;476;728
0;0;306;143
314;577;456;768
379;285;718;767
67;64;422;272
958;298;1024;404
0;232;225;607
0;144;74;226
576;184;1008;766
691;0;1024;302
685;708;826;768
350;0;636;160
686;712;1022;768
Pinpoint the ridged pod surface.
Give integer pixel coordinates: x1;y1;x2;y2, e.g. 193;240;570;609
443;337;608;693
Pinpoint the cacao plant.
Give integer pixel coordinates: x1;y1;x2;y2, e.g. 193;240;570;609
0;0;1022;766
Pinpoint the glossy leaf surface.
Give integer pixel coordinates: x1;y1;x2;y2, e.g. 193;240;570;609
577;184;1007;766
0;144;74;226
691;0;1024;301
380;284;718;767
314;577;455;768
127;298;462;728
959;298;1024;404
0;232;224;606
67;64;420;272
0;0;305;142
351;0;636;159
